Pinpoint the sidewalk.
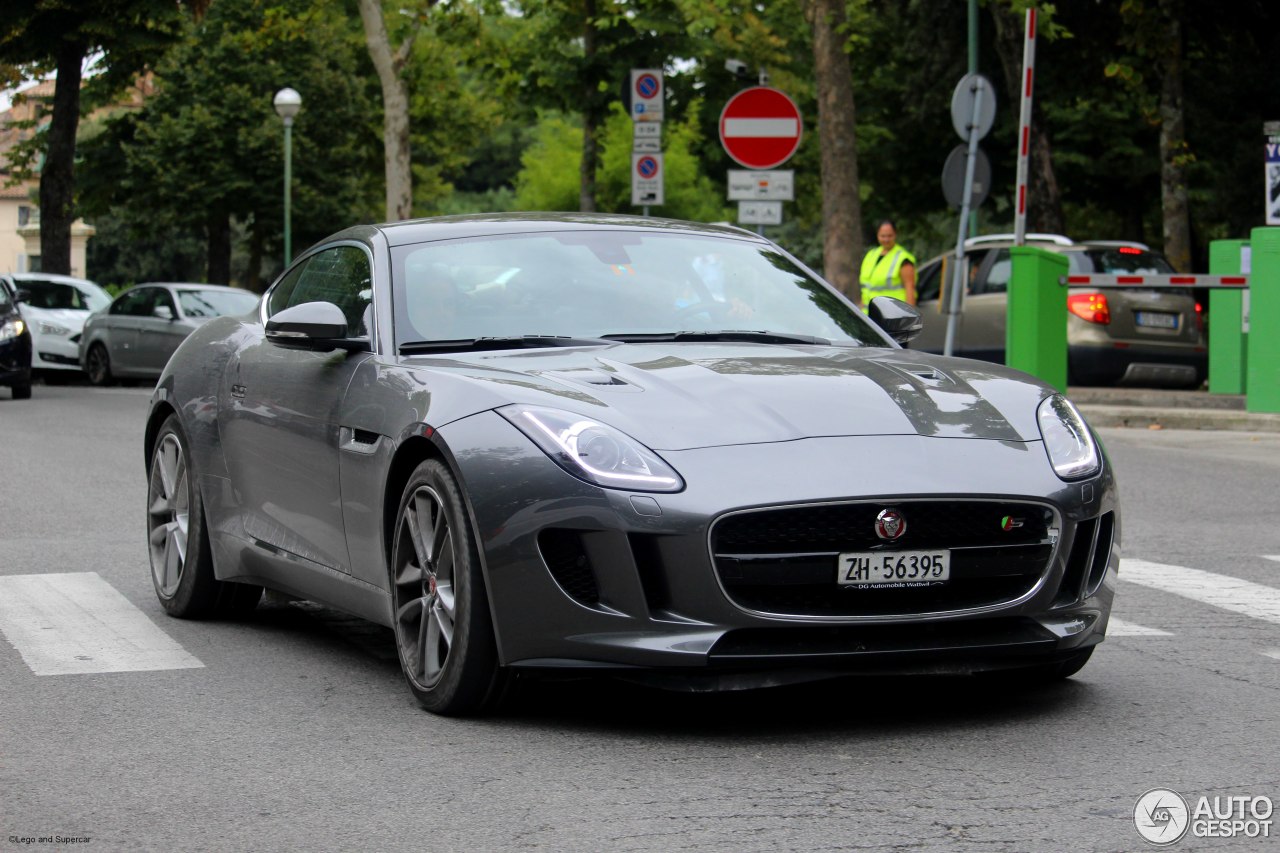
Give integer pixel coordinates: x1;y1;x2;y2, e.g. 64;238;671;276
1068;386;1280;433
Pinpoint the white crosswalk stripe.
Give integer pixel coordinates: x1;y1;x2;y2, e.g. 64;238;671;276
1119;559;1280;626
1263;555;1280;565
1107;618;1173;637
0;572;203;676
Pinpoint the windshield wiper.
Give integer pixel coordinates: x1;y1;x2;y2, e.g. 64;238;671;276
602;330;834;346
399;335;614;355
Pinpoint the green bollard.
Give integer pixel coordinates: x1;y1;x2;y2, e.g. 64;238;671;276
1208;239;1248;395
1007;246;1068;392
1247;227;1280;413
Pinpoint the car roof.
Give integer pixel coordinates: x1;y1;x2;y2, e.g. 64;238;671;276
9;272;103;288
128;283;251;292
963;233;1154;252
336;212;769;248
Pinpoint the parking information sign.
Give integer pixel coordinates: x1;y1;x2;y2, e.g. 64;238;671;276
633;121;661;153
631;69;664;123
738;200;782;225
727;170;794;201
632;153;664;206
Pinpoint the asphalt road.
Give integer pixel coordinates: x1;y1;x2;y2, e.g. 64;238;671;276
1;385;1278;852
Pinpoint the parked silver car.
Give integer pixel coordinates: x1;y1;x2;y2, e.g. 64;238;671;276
912;235;1207;387
80;283;260;385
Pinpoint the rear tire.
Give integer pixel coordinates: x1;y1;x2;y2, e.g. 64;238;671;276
147;414;261;618
86;344;114;387
390;459;507;715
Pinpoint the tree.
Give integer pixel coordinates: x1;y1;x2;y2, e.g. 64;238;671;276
990;1;1066;235
800;0;863;300
0;0;201;275
357;0;436;221
76;0;379;288
504;0;692;212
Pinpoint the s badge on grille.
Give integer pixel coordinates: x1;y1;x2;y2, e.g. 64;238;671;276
874;508;907;541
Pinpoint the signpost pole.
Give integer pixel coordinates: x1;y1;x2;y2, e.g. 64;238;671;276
943;81;985;357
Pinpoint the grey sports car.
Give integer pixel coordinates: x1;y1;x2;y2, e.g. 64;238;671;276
145;213;1119;715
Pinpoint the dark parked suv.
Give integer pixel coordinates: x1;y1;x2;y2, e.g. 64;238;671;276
0;276;33;399
912;234;1207;387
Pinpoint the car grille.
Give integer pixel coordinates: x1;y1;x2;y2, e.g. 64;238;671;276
710;500;1057;617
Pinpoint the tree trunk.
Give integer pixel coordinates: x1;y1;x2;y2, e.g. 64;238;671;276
206;211;231;284
1158;0;1191;272
357;0;414;222
39;40;85;276
578;0;598;213
247;226;265;293
991;5;1065;235
802;0;863;300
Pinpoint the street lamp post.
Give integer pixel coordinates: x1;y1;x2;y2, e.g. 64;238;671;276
273;88;302;266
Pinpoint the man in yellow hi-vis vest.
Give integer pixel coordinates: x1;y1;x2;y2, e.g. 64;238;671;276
859;220;917;308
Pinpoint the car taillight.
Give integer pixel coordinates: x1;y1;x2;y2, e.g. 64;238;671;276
1194;301;1204;332
1067;292;1110;325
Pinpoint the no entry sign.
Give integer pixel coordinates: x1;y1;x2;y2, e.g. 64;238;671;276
719;87;802;170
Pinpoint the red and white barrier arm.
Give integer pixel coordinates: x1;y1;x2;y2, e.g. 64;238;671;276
1012;8;1036;246
1059;274;1249;288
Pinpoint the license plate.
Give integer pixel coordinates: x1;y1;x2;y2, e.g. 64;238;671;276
1135;311;1178;329
837;550;950;587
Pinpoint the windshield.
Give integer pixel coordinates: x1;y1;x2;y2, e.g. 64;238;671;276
1074;248;1175;275
391;231;881;348
177;289;260;318
19;280;110;312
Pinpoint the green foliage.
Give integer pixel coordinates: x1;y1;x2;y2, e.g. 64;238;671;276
76;0;380;282
514;104;732;222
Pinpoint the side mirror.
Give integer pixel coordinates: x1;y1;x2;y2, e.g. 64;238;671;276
153;305;174;321
266;301;365;351
868;296;924;345
14;288;30;303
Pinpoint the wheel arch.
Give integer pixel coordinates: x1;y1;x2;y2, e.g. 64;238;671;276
144;401;179;469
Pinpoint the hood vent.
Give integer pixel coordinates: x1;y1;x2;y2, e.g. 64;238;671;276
543;369;632;388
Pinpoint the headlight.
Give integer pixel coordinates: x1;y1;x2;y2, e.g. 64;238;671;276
38;321;71;336
499;405;684;493
1037;395;1099;480
0;318;24;341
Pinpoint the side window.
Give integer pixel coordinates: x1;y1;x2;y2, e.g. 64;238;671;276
267;261;308;318
916;258;944;303
981;249;1012;294
153;289;177;315
0;282;12;312
286;246;373;337
113;289;153;316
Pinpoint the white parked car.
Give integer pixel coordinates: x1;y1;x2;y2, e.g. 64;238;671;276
5;273;113;379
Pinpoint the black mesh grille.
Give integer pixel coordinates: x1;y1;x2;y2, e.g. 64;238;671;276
538;529;600;606
710;501;1057;617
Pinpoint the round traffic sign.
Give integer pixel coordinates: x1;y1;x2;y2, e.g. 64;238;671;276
719;87;803;170
950;73;996;142
941;145;992;209
635;73;660;100
636;156;660;179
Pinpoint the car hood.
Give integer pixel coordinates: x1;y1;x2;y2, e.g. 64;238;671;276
20;306;90;332
406;343;1053;450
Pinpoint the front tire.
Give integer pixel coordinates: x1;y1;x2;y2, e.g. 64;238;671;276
10;382;31;399
390;459;506;715
147;414;261;618
86;343;114;387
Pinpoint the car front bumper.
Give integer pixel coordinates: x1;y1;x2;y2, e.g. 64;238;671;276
441;411;1119;683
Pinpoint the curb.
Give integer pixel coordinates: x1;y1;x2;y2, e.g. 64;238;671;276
1077;404;1280;433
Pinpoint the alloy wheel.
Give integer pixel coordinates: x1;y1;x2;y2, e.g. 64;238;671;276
393;485;457;689
148;434;189;597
